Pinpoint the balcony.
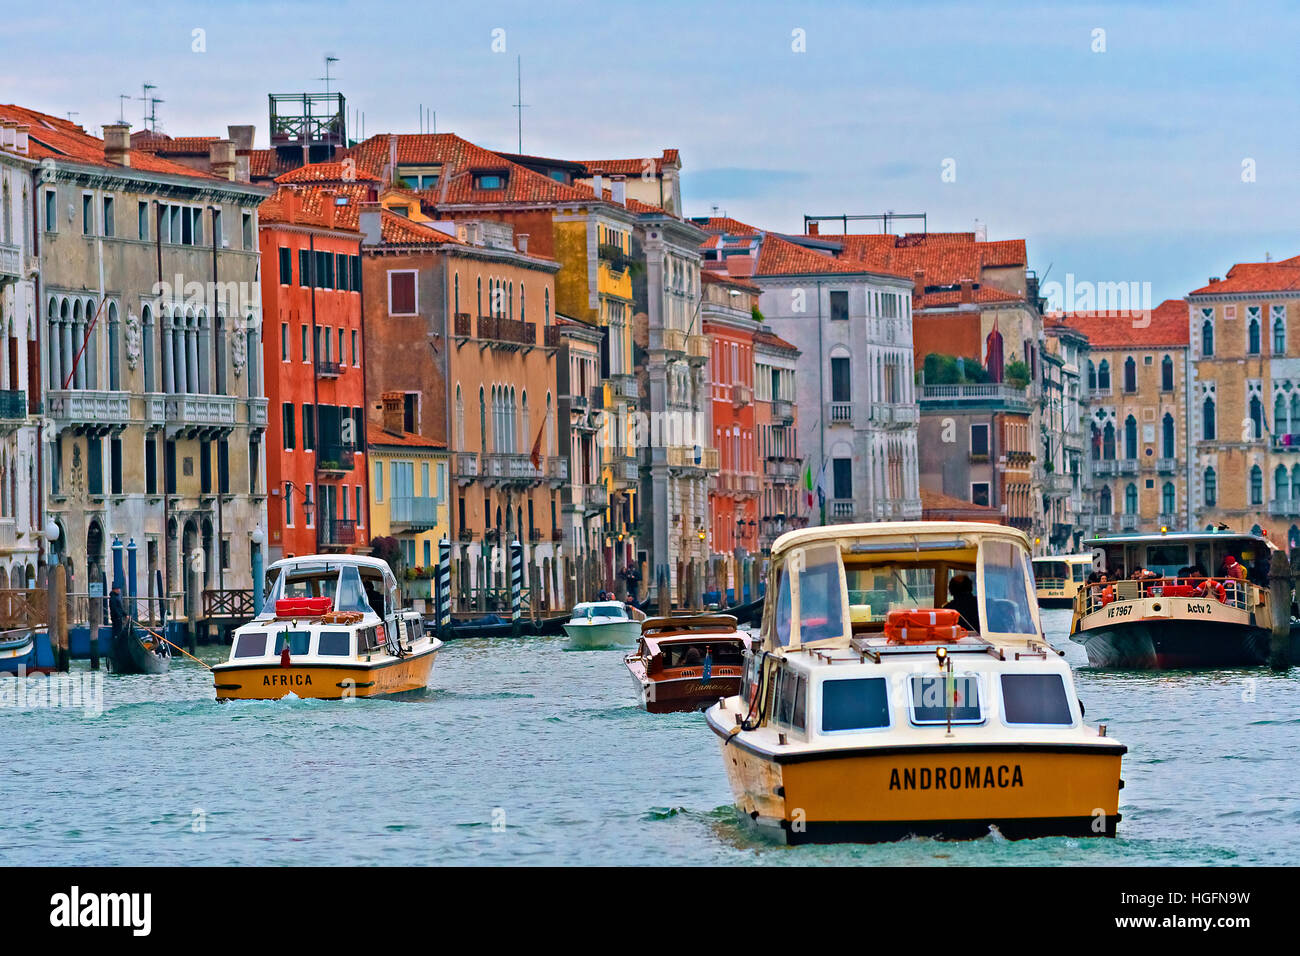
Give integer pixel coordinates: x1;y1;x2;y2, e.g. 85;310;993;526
828;401;852;425
476;315;536;348
763;458;799;483
1157;513;1179;529
315;442;357;475
317;360;343;378
1092;459;1119;477
868;406;893;425
47;389;132;435
1044;472;1073;494
660;329;686;355
0;390;28;433
390;495;441;532
1118;459;1139;476
318;519;358;549
546;456;569;485
918;382;1031;413
686;335;709;366
544;324;561;348
731;383;753;407
611;454;639;485
581;483;608;513
610;374;638;403
1119;513;1139;531
598;242;629;275
892;406;919;424
164;393;239;438
1269;498;1300;516
828;499;856;521
1093;515;1113;532
454;312;472;337
453;452;479;485
666;445;717;471
771;399;794;424
1156;457;1178;474
481;453;542;485
0;242;20;279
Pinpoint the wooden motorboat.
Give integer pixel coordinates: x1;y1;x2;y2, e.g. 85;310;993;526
212;555;441;700
1071;531;1273;668
0;627;39;675
562;601;642;649
706;521;1127;844
625;615;751;713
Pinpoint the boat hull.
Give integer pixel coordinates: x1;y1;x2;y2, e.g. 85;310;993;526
0;629;39;675
1073;620;1269;669
212;646;438;700
110;627;171;674
709;712;1124;845
627;665;740;714
563;620;641;649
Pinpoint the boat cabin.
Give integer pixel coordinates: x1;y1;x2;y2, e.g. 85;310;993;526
1086;531;1272;583
634;616;748;675
570;601;633;621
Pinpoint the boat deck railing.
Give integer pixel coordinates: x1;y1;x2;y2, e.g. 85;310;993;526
1078;577;1260;616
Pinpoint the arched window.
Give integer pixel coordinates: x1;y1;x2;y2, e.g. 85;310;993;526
455;385;464;451
1276;392;1288;441
1202;319;1214;356
1123;482;1137;514
454;273;460;316
476;277;482;318
1275;465;1289;504
1248;314;1261;354
1250;465;1263;506
1099;486;1112;515
107;302;120;391
1097;359;1111;391
1275;315;1288;355
1162;413;1175;458
479;386;487;454
1250;395;1264;439
520;284;525;322
1204;467;1217;507
1161;481;1175;515
1123;357;1137;393
1102;422;1116;460
1124;415;1138;459
544;288;551;325
1087;360;1097;390
1161;355;1174;391
142;305;155;393
1291;464;1300;502
1203;397;1216;441
1090;422;1101;460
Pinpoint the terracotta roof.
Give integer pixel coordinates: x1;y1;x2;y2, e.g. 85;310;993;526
1188;259;1300;296
1048;298;1189;348
247;148;302;180
701;268;760;292
832;232;1027;290
343;133;599;207
920;488;1000;521
367;421;446;450
753;328;799;352
693;216;762;237
378;209;461;246
579;149;680;176
130;132;220;154
916;285;1026;308
757;232;904;277
258;183;374;230
275;161;380;184
0;104;224;180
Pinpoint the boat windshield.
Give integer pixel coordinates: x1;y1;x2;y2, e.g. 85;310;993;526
979;539;1038;637
268;564;342;609
336;565;375;615
663;641;745;668
577;603;627;619
845;564;940;621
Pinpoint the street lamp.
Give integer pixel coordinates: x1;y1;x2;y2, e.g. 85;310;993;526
44;519;60;566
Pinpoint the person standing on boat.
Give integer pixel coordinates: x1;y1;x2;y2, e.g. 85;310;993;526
109;585;127;644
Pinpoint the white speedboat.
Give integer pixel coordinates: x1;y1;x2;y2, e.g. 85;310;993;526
563;601;642;649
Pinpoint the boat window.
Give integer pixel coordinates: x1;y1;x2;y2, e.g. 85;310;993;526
1001;674;1073;725
336;566;374;614
664;641;743;668
1033;560;1068;581
272;566;341;605
1144;544;1189;577
791;673;807;731
797;545;845;644
821;677;890;732
1072;563;1088;583
774;568;792;647
844;564;938;622
316;630;352;656
274;631;312;656
909;673;982;724
979;540;1038;636
233;632;267;658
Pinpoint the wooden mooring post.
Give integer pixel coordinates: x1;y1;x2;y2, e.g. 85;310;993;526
50;565;69;673
1269;549;1292;670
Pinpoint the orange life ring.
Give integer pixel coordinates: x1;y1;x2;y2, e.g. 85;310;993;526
1197;580;1227;602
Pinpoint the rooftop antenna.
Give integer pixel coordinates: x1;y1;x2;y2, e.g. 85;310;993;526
65;111;79;124
138;83;156;130
319;55;339;95
513;55;529;153
118;94;131;124
147;96;164;133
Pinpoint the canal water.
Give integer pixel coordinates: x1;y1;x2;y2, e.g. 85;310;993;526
4;607;1298;865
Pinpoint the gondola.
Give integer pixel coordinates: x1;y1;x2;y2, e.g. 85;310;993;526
109;622;172;675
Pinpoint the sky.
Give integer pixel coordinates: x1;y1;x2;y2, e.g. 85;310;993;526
4;0;1298;304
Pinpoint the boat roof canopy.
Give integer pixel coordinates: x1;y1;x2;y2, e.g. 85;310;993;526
1032;553;1095;563
268;554;396;575
1084;531;1270;548
770;521;1030;567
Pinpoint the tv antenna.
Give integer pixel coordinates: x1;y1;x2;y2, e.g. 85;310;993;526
118;94;132;124
138;83;157;131
513;55;529;153
319;55;339;95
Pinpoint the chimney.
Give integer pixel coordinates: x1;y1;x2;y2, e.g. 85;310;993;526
611;177;626;205
807;222;819;236
13;125;28;156
1209;277;1221;284
103;123;130;166
226;124;255;150
516;233;529;254
0;122;15;151
960;278;974;304
381;391;405;435
912;268;925;300
209;139;236;180
387;133;398;186
360;202;383;246
591;173;603;198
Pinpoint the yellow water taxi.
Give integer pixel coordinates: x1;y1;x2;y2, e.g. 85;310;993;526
213;555;441;700
705;522;1126;844
1032;554;1095;608
1070;530;1274;668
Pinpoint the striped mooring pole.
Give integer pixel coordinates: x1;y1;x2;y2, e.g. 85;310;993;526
436;537;452;638
510;539;523;638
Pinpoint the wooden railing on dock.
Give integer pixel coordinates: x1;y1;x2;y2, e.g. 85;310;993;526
0;588;48;628
203;588;255;620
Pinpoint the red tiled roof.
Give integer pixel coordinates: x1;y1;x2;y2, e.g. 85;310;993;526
920;488;1000;521
917;285;1026;308
343;133;599;207
0;104;224;180
1049;298;1189;348
833;232;1027;289
757;232;906;277
275;161;380;184
131;133;221;155
367;421;446;449
579;149;680;176
694;216;762;237
753;328;799;352
701;268;760;292
378;209;461;246
258;183;374;230
1188;259;1300;296
246;148;301;180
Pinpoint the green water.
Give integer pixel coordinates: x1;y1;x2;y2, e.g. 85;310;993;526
3;608;1297;865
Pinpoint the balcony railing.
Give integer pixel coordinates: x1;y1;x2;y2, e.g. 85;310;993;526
763;458;799;482
453;452;479;483
1092;459;1119;477
661;329;686;354
319;519;358;547
1093;515;1114;532
610;454;638;483
610;374;638;403
390;495;441;531
546;456;569;483
481;453;541;484
829;499;855;520
918;382;1031;412
1156;457;1178;474
1269;498;1300;516
317;360;343;378
454;312;472;337
892;406;919;424
476;315;536;346
1118;459;1139;476
869;406;893;425
544;324;561;348
1157;513;1179;529
582;484;608;512
771;399;794;423
828;401;852;424
47;389;132;429
598;242;629;274
731;383;753;407
686;335;709;365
